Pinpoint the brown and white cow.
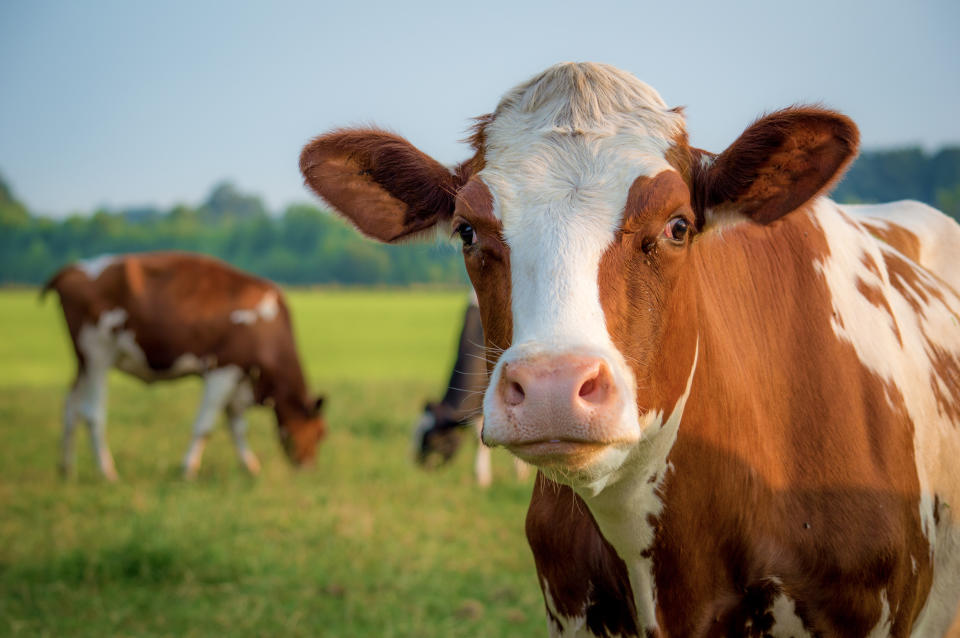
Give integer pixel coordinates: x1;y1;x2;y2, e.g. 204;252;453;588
300;63;960;636
44;252;326;479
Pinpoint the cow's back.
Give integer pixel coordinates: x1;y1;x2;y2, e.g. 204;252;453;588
844;200;960;293
49;252;291;376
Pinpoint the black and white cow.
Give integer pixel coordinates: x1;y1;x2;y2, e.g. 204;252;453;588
412;291;528;486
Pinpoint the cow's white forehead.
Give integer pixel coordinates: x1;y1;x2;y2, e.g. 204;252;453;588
487;62;685;140
477;63;686;349
480;62;685;226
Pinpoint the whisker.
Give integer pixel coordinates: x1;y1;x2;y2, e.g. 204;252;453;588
445;387;487;395
450;368;491;376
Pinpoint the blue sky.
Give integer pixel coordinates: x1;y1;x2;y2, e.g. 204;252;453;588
1;0;957;216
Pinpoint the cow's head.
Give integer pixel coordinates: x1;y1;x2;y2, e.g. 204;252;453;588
277;395;327;466
412;401;466;467
301;63;857;488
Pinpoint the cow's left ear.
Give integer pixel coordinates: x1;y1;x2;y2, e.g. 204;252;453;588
300;129;458;242
696;107;859;224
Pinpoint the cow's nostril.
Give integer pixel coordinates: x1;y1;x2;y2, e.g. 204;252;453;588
577;363;612;406
505;381;525;406
579;377;597;398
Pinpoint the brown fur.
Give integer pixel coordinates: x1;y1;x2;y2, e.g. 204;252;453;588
455;179;513;359
863;221;923;264
642;212;932;635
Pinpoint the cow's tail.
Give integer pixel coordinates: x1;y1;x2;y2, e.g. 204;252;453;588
39;265;73;302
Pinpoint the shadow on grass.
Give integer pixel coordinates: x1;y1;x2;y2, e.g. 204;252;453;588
2;532;243;587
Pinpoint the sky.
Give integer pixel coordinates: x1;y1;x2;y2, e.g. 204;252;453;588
1;0;957;217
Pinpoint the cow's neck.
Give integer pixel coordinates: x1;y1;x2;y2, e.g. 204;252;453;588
571;339;699;632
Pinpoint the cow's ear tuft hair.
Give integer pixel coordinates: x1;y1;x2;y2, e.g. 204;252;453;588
300;129;458;243
696;107;859;224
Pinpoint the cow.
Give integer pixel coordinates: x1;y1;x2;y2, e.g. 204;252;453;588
299;62;960;636
412;289;529;486
44;252;326;480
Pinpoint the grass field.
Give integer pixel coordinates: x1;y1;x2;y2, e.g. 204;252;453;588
0;289;545;637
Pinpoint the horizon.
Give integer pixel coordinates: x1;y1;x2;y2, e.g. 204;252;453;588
9;143;959;221
2;0;957;218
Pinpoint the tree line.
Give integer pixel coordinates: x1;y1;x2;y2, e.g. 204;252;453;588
2;146;958;286
0;182;467;286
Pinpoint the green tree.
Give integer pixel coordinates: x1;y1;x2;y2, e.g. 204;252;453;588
200;181;268;221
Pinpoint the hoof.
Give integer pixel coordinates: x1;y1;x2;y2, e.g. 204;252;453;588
242;452;262;477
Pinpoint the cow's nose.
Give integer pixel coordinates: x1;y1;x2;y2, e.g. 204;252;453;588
497;355;618;426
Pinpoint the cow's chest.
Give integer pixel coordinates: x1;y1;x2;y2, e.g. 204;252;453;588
538;572;812;638
539;563;892;638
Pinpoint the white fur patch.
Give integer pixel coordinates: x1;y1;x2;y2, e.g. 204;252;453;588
812;199;960;635
77;308;127;368
852;200;960;293
256;291;279;320
230;309;257;325
542;581;592;637
867;590;892;638
76;254;117;280
767;592;813;637
230;291;280;325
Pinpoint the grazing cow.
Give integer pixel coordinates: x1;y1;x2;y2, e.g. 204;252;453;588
300;63;960;636
412;290;529;486
44;252;326;479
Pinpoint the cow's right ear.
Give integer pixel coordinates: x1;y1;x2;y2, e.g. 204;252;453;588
300;129;457;242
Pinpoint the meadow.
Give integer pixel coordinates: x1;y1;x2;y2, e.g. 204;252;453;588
0;289;545;637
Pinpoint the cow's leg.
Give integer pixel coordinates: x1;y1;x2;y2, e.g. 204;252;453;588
513;457;531;482
225;379;260;476
76;363;117;480
182;367;242;479
474;416;492;488
69;314;124;480
59;368;87;478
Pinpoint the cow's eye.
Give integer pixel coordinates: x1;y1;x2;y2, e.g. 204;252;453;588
455;222;477;247
663;217;690;243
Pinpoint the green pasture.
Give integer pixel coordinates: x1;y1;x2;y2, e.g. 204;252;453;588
0;289;545;637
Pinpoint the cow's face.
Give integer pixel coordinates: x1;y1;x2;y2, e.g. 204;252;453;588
448;76;697;483
412;402;466;466
301;62;857;488
455;164;699;485
278;396;327;466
